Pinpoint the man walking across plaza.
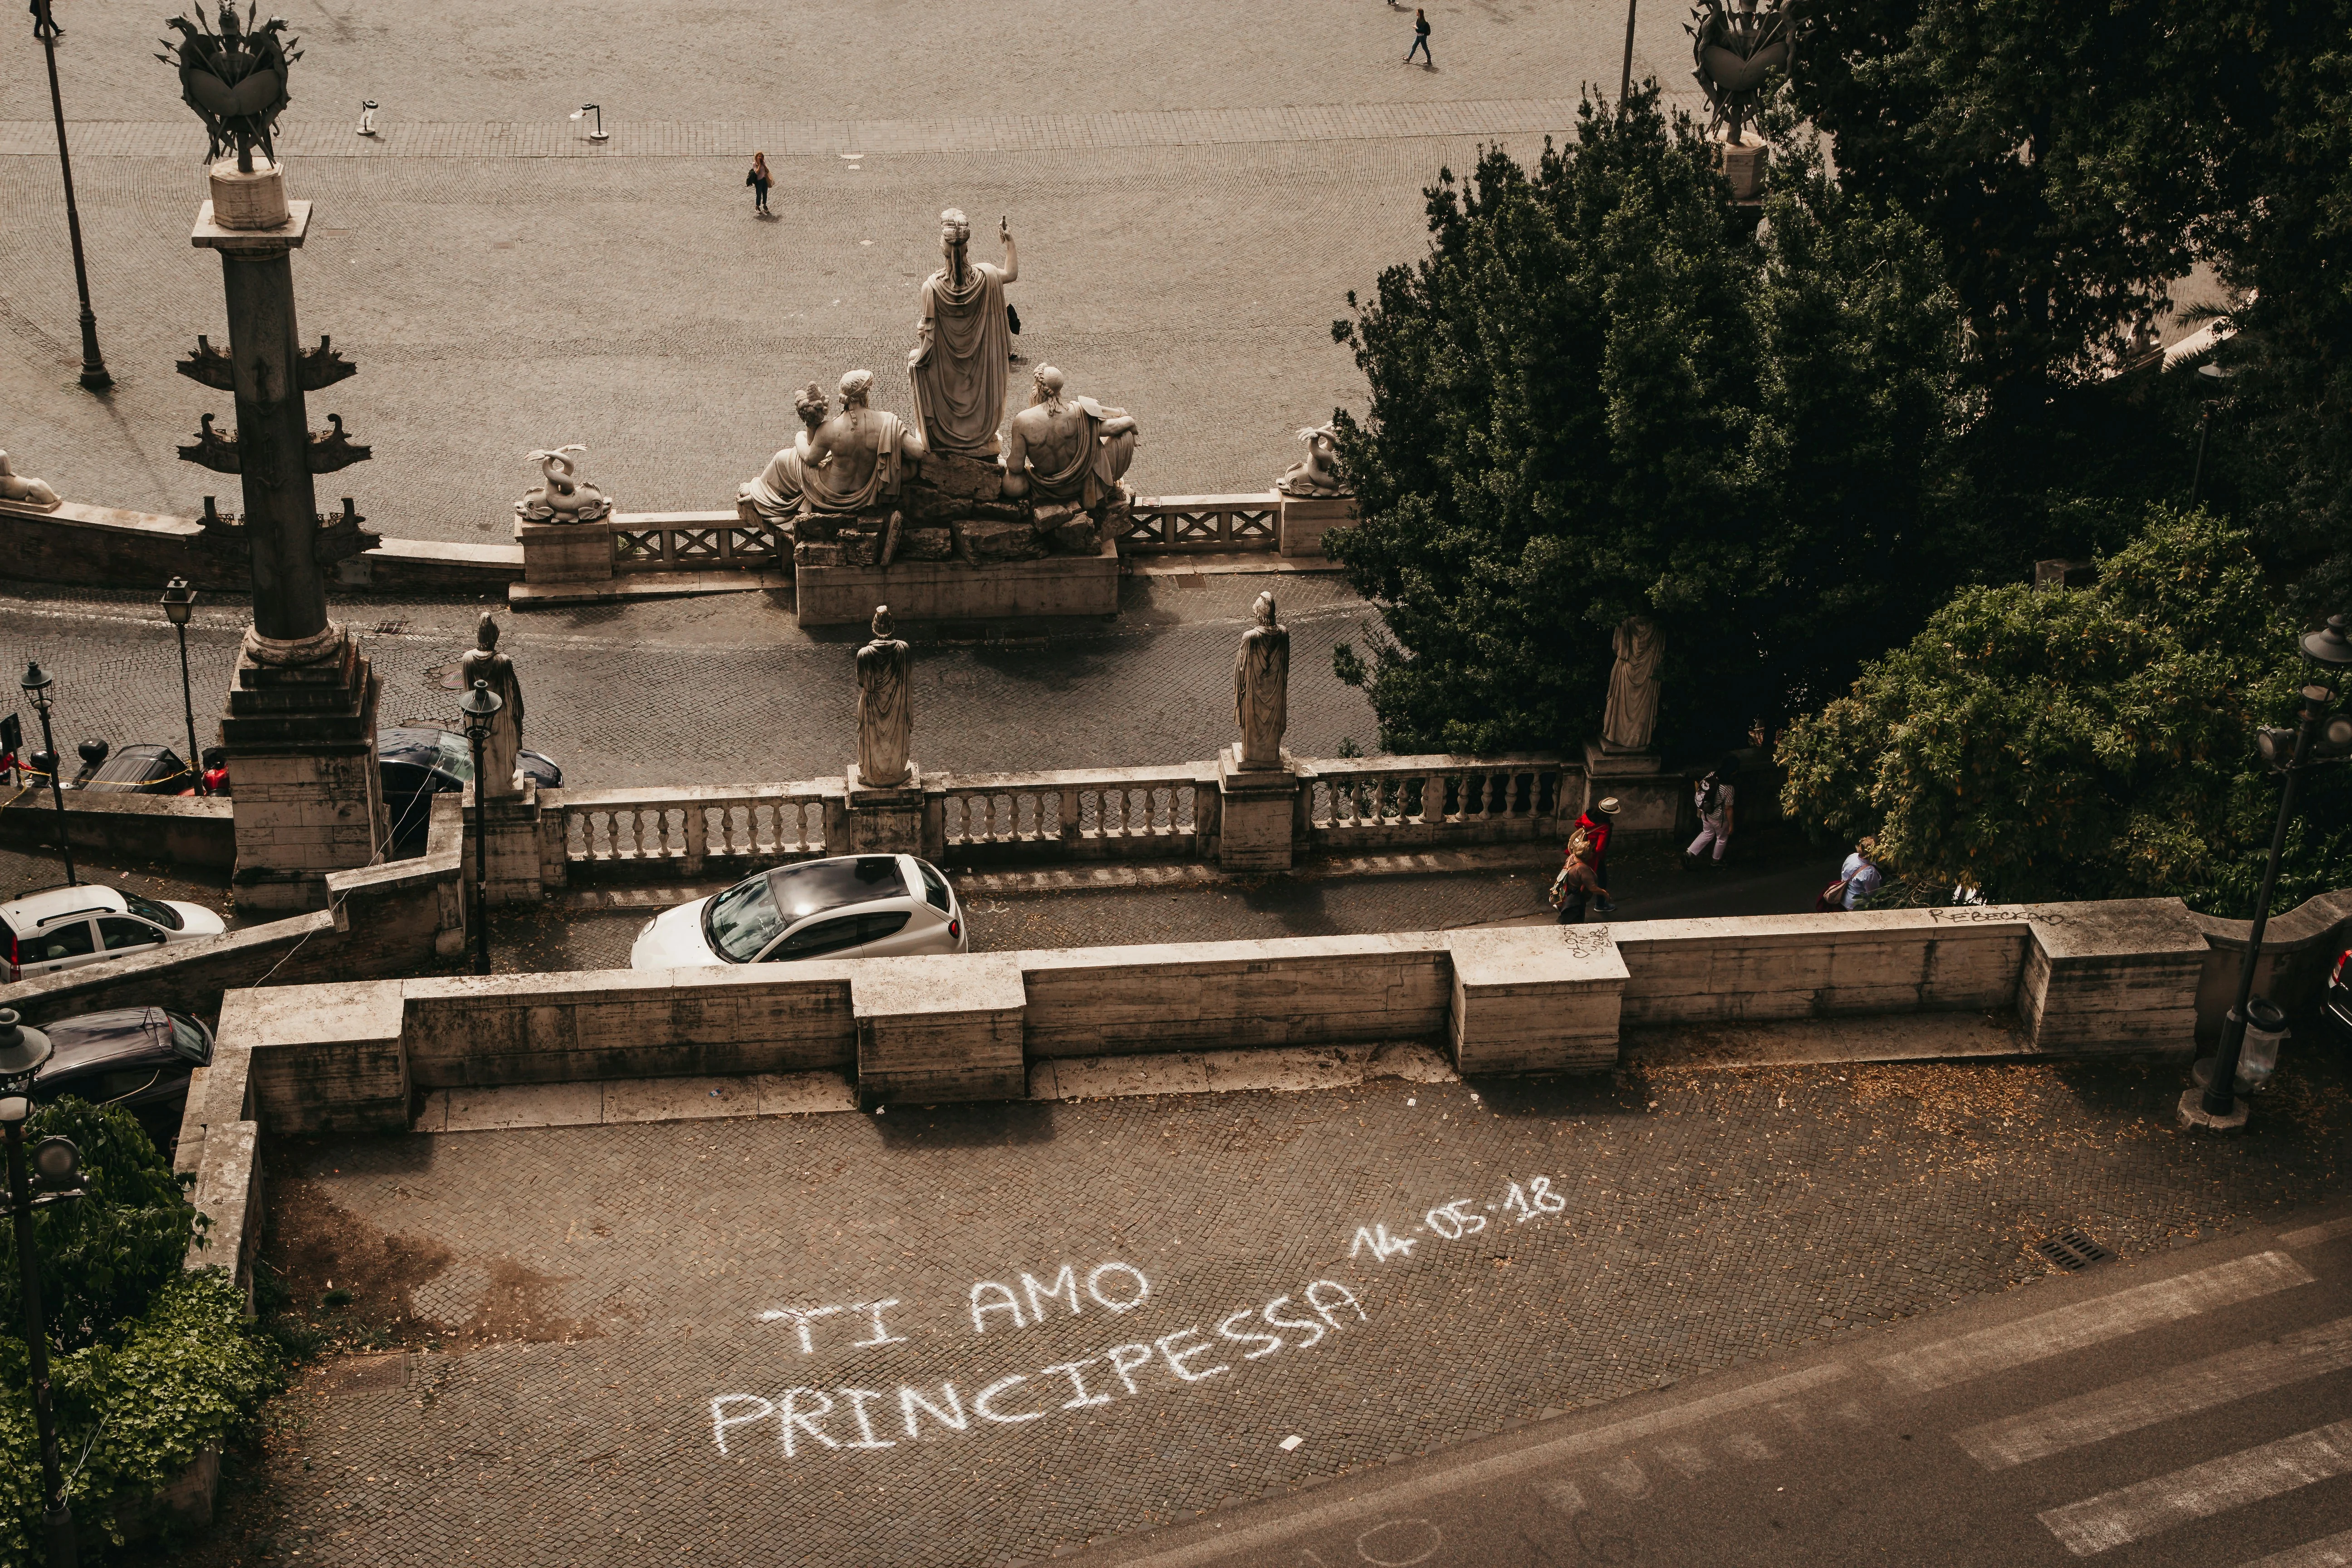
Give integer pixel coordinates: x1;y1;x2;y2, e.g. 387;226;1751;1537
1406;8;1433;66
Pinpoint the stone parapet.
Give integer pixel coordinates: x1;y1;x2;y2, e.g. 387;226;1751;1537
2018;897;2209;1058
1445;926;1628;1073
793;536;1118;627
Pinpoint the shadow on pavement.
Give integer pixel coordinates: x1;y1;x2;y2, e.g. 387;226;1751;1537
864;1097;1058;1149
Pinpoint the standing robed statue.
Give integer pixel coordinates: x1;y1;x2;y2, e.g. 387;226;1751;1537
907;209;1018;458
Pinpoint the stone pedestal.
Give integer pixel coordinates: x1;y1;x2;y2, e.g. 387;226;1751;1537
1712;137;1769;201
841;763;924;854
1215;746;1298;871
466;778;545;906
1278;494;1356;561
220;630;387;911
1445;927;1629;1074
515;516;612;585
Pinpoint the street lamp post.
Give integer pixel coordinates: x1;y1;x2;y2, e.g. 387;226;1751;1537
2183;613;2352;1130
159;578;207;796
30;0;111;392
459;678;503;976
0;1008;85;1568
1618;0;1638;112
19;662;74;887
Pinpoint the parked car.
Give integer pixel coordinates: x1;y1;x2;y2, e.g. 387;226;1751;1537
378;728;563;855
0;884;229;982
631;853;967;969
20;740;196;795
30;1006;214;1153
2325;944;2352;1044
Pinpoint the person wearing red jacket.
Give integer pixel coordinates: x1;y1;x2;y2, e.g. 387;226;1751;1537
1565;796;1620;915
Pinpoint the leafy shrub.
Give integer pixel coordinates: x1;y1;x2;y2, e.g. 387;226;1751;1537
0;1102;280;1562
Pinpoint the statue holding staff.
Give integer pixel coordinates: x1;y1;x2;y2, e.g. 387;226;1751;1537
906;209;1018;458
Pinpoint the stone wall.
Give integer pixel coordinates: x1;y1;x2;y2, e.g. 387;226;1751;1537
198;896;2244;1139
0;789;236;868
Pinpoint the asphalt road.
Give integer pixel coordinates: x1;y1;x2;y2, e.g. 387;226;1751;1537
1092;1208;2352;1568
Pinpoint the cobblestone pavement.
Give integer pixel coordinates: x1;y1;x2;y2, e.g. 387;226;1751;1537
180;1045;2352;1567
0;572;1382;792
1;0;1707;542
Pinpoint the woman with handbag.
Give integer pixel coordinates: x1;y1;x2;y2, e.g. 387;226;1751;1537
745;152;773;216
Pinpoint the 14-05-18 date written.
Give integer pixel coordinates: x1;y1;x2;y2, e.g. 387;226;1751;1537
1349;1175;1569;1262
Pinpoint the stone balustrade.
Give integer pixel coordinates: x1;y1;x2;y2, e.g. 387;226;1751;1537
532;752;1568;884
1120;493;1283;553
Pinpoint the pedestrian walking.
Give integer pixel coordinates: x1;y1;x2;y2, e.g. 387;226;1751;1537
1681;764;1735;868
1818;836;1884;911
1550;847;1609;924
746;151;773;216
1405;8;1433;65
1563;796;1619;914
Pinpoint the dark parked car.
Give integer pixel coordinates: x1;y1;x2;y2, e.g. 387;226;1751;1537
21;740;196;794
2326;944;2351;1044
379;727;562;855
30;1006;215;1154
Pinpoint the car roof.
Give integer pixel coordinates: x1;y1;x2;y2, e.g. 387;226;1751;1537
762;855;914;924
1;884;127;927
377;728;457;766
36;1008;172;1073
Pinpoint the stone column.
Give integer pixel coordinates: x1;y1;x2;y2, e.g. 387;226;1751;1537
191;189;386;911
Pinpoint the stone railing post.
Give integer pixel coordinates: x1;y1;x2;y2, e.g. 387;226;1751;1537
1058;785;1082;852
922;779;949;860
681;797;707;876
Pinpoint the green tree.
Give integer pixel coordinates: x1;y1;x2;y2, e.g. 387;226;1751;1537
1326;91;1969;755
1779;506;2352;911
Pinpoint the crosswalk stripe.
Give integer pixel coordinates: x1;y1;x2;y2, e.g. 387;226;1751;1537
2239;1527;2352;1567
2280;1216;2352;1251
2038;1418;2352;1556
1874;1252;2313;1393
1956;1314;2352;1469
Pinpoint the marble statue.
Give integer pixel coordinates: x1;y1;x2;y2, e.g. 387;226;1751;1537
1690;0;1792;143
797;371;926;516
459;612;527;798
855;605;914;788
1600;615;1664;754
739;383;831;525
516;445;613;523
1233;591;1291;770
1276;423;1349;497
0;452;61;512
1000;365;1139;509
906;209;1018;458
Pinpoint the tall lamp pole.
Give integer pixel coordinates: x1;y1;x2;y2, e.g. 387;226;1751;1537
19;662;75;887
1619;0;1638;111
0;1009;87;1568
2183;613;2352;1130
159;578;207;795
30;0;112;392
459;678;502;976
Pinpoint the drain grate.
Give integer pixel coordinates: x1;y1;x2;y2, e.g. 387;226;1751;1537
2035;1230;2117;1272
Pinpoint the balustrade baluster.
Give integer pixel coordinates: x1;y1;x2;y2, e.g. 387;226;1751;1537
1060;786;1081;848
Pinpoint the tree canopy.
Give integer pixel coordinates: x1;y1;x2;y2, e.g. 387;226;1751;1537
1325;92;1969;755
1778;507;2352;913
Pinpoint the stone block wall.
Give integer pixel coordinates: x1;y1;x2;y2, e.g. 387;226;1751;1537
0;790;235;868
2017;898;2210;1057
1614;909;2028;1026
1446;927;1628;1073
1018;934;1453;1058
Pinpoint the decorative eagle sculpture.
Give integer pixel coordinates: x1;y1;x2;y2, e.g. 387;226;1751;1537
156;2;301;171
1687;0;1791;144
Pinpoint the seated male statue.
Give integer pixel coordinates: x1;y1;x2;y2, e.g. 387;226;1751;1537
739;383;830;525
1000;364;1139;511
796;369;927;517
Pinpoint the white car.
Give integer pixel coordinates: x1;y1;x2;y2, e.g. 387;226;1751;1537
630;853;969;970
1;884;229;982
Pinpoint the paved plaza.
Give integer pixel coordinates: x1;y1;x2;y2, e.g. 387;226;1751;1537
2;0;1707;537
179;1049;2352;1567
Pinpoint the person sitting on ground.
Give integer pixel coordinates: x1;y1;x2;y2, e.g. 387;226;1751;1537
1841;837;1883;911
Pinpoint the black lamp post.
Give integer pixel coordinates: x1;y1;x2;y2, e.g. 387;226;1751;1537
30;1;111;393
0;1008;85;1568
459;677;502;976
19;662;74;887
2185;613;2352;1129
2190;360;2236;508
158;578;206;796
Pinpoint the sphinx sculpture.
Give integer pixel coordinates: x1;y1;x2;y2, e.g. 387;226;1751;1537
0;451;61;512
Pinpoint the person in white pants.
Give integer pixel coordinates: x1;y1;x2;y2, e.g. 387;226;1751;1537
1683;768;1735;867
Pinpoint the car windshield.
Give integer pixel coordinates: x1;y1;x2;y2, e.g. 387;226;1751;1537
168;1014;211;1064
121;893;184;931
701;876;786;963
433;732;474;783
770;857;908;924
84;747;184;793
